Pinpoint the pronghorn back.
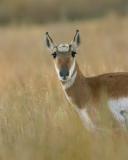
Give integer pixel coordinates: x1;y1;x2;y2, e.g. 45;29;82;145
87;72;128;99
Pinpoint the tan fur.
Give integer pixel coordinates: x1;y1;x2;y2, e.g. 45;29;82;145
54;54;73;72
60;62;128;128
65;63;128;109
45;31;128;129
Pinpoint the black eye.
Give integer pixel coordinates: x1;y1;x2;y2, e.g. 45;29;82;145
71;51;76;57
52;52;57;58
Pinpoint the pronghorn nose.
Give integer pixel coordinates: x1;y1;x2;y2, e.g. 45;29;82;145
59;68;69;79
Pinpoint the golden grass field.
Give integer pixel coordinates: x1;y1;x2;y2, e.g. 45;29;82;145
0;15;128;160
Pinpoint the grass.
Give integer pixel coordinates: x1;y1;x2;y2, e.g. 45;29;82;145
0;15;128;159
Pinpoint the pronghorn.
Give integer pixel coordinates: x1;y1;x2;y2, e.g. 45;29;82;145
44;30;128;131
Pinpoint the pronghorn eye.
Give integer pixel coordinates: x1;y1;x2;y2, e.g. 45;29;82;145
52;52;57;58
71;51;76;58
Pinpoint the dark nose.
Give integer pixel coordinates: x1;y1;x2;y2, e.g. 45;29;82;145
59;68;69;79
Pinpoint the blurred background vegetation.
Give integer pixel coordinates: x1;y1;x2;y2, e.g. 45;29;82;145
0;0;128;24
0;0;128;160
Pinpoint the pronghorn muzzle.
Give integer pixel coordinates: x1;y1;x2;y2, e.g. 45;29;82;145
59;68;69;80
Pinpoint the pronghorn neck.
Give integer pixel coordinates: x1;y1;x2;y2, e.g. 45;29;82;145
61;62;90;108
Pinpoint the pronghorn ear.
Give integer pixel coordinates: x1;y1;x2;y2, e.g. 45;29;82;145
45;32;55;52
71;30;80;51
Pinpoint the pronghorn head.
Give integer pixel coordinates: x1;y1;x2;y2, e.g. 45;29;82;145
45;30;80;82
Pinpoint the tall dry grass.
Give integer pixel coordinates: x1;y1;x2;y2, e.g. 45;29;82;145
0;16;128;160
